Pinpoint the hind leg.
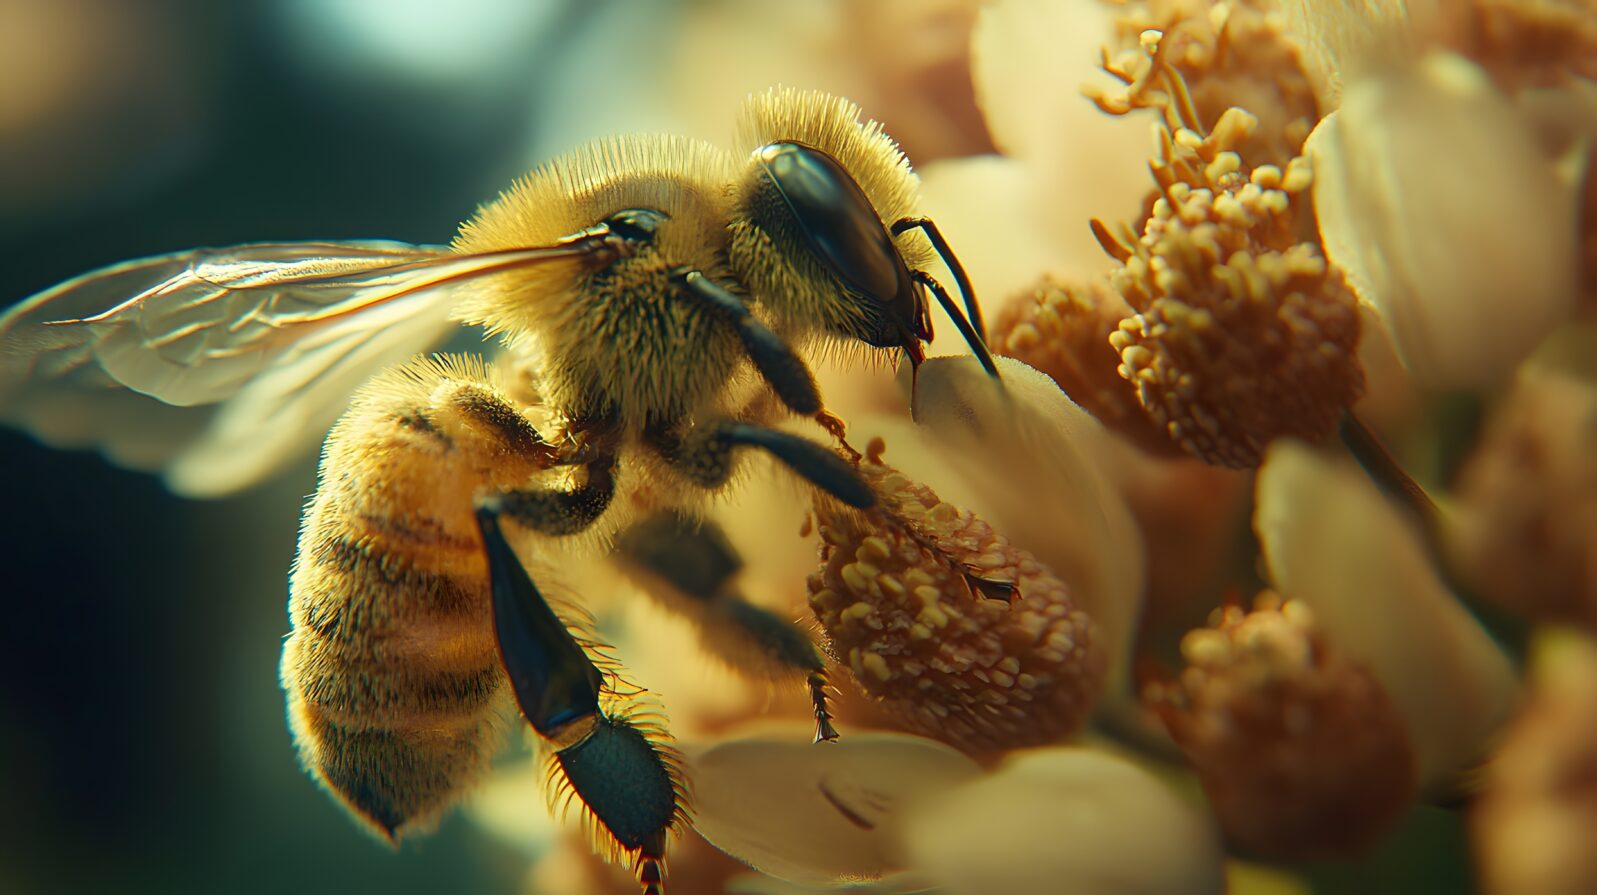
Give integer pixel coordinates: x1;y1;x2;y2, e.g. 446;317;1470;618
473;506;682;894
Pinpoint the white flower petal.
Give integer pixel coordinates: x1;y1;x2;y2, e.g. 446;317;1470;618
691;730;982;886
1308;51;1578;391
917;155;1083;315
958;0;1152;292
972;0;1149;173
1255;440;1520;786
900;748;1224;895
466;760;565;857
878;355;1145;687
1273;0;1425;109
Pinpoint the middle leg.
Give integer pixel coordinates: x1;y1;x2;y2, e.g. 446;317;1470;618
614;510;841;743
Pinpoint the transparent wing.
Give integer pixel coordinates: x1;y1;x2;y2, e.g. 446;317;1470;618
0;240;600;495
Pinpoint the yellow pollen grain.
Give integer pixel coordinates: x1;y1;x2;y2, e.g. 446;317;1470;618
859;537;892;562
840;601;875;624
909;623;933;641
914;585;942;607
860;651;892;682
991;670;1016;688
840;564;870;593
1250;165;1283;188
879;575;905;596
1182;627;1232;664
999;657;1021;675
917;605;950;629
1017;673;1039;690
1281;157;1313;192
852;561;882;581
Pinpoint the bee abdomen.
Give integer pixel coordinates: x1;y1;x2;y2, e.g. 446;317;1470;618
282;357;554;839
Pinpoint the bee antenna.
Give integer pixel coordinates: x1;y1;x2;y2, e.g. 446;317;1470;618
911;270;1001;381
891;217;989;345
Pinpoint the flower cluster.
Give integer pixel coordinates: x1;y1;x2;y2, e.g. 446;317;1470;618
465;1;1597;893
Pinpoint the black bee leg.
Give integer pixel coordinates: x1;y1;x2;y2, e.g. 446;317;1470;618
473;506;682;894
615;511;840;743
646;419;874;509
670;268;821;416
481;453;617;537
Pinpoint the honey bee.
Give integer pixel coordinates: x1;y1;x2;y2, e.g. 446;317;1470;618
0;88;996;893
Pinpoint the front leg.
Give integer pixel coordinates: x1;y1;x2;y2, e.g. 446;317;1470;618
646;418;874;509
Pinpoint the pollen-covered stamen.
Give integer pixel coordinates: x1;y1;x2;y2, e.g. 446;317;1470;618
1088;3;1324;169
1098;97;1362;466
1106;207;1366;468
1084;21;1366;469
1144;593;1417;859
807;446;1105;754
992;275;1184;457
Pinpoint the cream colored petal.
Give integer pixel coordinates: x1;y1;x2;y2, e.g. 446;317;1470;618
1254;440;1519;786
877;355;1145;688
917;156;1082;318
1308;52;1578;391
690;729;982;886
964;0;1151;281
726;870;933;894
900;748;1223;895
971;0;1150;175
466;760;565;857
1273;0;1435;109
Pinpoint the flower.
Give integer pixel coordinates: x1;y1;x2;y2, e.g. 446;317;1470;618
1254;439;1519;788
1145;593;1416;858
1300;2;1589;390
807;439;1107;753
1449;363;1597;630
1473;630;1597;895
688;728;1224;895
465;1;1593;891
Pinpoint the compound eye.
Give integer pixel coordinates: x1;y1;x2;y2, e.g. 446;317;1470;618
755;143;920;347
604;207;668;243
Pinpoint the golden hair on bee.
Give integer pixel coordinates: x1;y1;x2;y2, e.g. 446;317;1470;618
283;354;554;841
452;134;748;429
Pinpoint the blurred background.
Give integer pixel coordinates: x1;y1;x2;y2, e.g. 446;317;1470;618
0;2;988;893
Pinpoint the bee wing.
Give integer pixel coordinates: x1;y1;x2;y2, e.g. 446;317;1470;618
0;240;597;495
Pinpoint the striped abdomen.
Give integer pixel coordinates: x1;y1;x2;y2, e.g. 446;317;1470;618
281;357;555;839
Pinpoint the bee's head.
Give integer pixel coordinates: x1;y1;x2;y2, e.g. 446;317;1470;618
726;89;995;380
749;140;931;365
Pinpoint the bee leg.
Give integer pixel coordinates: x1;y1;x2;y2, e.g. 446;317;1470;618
474;506;683;894
483;453;617;537
615;511;841;743
646;419;875;510
670;268;821;416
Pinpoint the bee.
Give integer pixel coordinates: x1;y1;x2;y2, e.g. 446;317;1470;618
0;88;996;893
